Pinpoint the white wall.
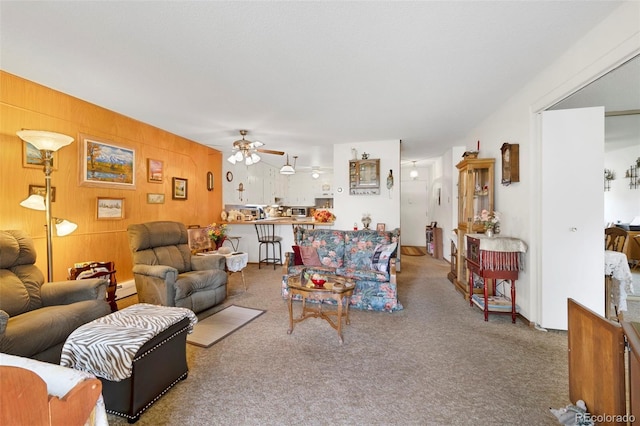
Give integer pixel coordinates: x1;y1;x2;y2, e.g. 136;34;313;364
333;140;401;231
399;163;430;247
433;2;639;325
604;115;640;224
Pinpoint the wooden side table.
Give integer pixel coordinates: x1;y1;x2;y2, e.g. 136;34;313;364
68;261;118;312
286;274;355;343
465;234;527;323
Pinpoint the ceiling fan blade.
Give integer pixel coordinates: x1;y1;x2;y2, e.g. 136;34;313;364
257;148;285;155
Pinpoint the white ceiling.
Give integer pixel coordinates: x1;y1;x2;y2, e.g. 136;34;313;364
0;1;624;170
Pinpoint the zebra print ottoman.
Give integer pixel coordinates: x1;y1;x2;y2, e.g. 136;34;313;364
99;316;191;423
61;304;196;423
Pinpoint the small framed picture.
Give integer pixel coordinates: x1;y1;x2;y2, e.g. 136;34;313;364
23;141;58;169
172;177;188;200
376;223;386;232
97;197;125;220
147;193;165;204
28;184;56;202
147;158;164;183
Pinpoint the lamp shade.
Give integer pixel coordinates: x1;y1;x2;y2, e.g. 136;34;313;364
227;154;237;165
54;219;78;236
280;165;295;175
17;130;73;151
20;194;46;211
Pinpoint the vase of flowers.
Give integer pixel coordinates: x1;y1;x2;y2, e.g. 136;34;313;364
207;222;228;249
313;209;336;223
475;209;500;236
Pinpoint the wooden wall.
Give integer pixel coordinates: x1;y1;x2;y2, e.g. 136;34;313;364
0;71;223;282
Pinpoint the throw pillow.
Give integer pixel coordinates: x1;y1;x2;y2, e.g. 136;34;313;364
291;245;303;265
370;242;397;272
299;246;322;267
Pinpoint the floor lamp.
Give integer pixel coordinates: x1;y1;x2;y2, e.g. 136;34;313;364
18;130;75;282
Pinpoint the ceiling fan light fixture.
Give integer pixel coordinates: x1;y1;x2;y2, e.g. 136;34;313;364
251;153;261;163
234;151;244;161
280;154;296;175
227;154;237;165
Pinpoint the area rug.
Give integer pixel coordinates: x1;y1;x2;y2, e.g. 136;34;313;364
401;246;426;256
186;305;266;348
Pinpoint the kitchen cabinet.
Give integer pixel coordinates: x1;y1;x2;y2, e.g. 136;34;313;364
452;157;495;298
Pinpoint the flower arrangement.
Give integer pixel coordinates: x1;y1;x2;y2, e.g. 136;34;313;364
313;209;335;223
206;222;228;243
475;209;501;232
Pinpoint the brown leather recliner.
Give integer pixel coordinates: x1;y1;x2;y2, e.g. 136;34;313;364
126;221;227;313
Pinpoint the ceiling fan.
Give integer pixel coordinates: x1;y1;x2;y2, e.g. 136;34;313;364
227;130;285;165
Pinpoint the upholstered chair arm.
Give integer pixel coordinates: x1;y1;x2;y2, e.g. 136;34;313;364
190;254;225;271
132;264;178;307
41;279;108;306
283;252;294;274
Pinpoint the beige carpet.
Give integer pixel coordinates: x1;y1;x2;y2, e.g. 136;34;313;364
186;305;265;348
112;256;568;425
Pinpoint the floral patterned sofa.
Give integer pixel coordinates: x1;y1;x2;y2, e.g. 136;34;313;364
281;228;402;312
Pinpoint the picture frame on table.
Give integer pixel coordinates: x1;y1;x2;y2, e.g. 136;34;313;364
172;177;188;200
147;159;164;183
79;134;136;190
96;197;125;220
376;223;386;232
23;141;58;169
28;184;56;202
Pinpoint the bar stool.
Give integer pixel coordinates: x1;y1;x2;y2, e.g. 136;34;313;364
255;223;282;269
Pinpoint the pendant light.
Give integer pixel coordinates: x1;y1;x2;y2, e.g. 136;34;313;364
280;155;296;175
410;161;419;180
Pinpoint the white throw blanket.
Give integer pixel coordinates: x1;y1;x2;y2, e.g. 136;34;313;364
61;304;197;381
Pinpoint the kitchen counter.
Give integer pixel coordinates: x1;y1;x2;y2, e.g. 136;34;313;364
220;219;333;263
227;218;334;226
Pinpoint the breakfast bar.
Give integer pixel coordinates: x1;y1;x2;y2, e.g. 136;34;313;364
220;218;334;263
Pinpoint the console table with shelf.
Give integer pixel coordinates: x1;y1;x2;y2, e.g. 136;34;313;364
465;234;527;323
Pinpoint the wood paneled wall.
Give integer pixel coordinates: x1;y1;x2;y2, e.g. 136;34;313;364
0;71;223;282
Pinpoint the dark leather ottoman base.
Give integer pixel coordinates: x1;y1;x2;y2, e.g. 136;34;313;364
100;317;190;423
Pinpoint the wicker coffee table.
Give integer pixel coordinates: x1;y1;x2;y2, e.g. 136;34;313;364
286;273;355;343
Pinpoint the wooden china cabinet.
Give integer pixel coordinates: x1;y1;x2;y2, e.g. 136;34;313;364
452;157;495;298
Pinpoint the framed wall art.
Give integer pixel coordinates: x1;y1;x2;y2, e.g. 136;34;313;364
23;141;58;169
147;193;165;204
79;134;136;189
28;184;56;202
96;197;125;220
147;158;164;183
172;177;188;200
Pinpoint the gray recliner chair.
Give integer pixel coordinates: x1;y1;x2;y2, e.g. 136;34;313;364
127;221;227;314
0;230;111;363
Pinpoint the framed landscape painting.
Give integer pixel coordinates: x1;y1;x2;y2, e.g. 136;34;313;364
147;158;164;183
172;177;188;200
97;197;125;220
79;134;136;189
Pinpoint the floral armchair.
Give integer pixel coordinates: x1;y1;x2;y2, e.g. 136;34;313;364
282;228;402;312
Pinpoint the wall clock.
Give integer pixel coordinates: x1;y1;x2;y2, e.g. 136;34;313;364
226;171;233;182
500;143;520;185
